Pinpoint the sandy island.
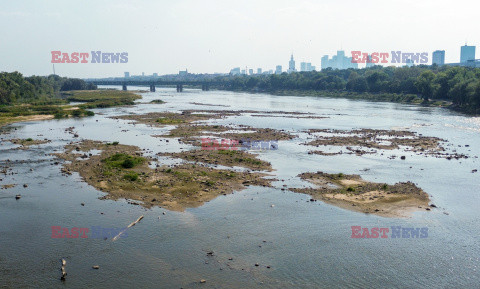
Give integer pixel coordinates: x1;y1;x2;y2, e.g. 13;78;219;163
55;140;273;211
290;171;431;218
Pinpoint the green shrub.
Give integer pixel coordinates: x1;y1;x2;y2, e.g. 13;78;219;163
71;109;82;117
103;153;144;169
122;159;135;168
123;172;139;181
54;112;66;119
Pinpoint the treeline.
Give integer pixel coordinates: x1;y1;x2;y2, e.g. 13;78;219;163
216;65;480;114
0;72;96;105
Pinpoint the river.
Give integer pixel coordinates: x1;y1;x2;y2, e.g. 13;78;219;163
0;87;479;288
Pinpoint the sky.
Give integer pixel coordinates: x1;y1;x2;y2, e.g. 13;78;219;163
0;0;479;78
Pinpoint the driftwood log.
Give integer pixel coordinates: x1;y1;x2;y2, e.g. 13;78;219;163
112;215;144;241
61;259;67;280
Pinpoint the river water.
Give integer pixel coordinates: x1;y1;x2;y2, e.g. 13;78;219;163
0;87;479;288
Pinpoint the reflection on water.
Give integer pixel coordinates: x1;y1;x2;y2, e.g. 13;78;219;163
0;87;479;288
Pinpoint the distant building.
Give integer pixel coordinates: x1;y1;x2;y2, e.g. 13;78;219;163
153;73;158;77
124;72;130;78
404;58;414;67
321;51;358;70
432;50;445;65
230;67;241;75
300;62;315;72
300;62;307;72
366;55;374;68
257;68;262;74
275;65;282;74
179;69;188;76
142;72;145;76
460;45;476;63
249;69;254;75
288;54;296;73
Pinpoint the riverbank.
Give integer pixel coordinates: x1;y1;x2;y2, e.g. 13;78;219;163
0;90;141;128
222;88;459;110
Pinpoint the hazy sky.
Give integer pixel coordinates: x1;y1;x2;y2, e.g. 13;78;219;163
0;0;479;78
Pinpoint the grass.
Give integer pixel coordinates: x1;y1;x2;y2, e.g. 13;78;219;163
123;172;139;181
0;101;95;126
217;149;264;166
155;118;185;124
102;153;145;169
64;90;141;109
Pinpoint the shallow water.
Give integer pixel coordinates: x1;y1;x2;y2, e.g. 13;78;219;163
0;87;479;288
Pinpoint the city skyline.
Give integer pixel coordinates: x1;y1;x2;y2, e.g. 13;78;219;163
1;0;479;78
132;45;478;79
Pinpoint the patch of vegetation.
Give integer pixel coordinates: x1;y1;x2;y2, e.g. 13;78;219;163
150;99;165;104
233;157;263;166
102;153;145;169
84;110;95;116
123;172;139;181
155;118;184;124
65;90;141;109
0;72;95;106
54;112;67;119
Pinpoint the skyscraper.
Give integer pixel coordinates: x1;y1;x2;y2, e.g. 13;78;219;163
432;50;445;65
230;67;241;75
275;65;282;74
321;51;358;70
288;54;296;73
300;62;307;72
257;68;262;74
460;45;476;63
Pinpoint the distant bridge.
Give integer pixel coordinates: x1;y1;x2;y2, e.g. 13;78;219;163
86;79;223;92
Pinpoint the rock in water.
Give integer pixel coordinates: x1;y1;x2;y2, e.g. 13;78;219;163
15;194;21;200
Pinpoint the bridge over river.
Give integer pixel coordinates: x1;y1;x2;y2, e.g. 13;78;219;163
86;79;223;92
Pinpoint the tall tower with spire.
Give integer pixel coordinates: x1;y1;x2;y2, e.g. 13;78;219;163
288;54;296;73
